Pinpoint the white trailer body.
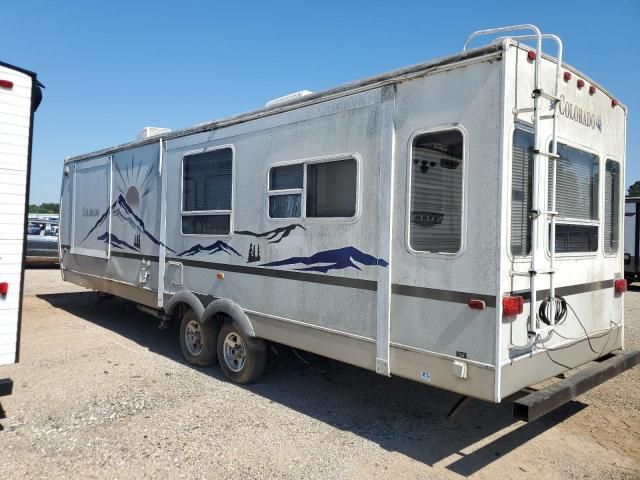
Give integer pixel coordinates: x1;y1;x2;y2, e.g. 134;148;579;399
0;62;41;369
59;26;634;410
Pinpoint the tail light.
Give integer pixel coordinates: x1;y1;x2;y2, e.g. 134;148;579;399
614;279;627;294
503;295;524;316
563;71;572;81
468;299;486;310
577;79;585;89
0;80;13;89
0;282;8;298
527;51;537;61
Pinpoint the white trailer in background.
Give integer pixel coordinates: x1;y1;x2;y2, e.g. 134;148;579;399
59;25;638;420
625;197;640;283
0;61;42;406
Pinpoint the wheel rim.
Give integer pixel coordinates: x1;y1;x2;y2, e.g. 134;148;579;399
185;320;203;356
223;332;246;372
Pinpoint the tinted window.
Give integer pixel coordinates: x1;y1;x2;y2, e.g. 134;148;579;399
268;159;357;219
306;159;357;218
409;130;463;253
182;148;233;235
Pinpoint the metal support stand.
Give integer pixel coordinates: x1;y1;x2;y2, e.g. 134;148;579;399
446;395;473;419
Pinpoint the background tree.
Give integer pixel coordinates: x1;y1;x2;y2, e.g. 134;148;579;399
628;181;640;198
28;203;60;214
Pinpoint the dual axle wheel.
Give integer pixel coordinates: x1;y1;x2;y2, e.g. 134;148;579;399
179;309;267;384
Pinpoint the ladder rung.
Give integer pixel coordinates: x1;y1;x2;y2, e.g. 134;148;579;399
532;89;560;102
540;114;555;120
513;107;534;114
532;268;556;275
532;150;560;159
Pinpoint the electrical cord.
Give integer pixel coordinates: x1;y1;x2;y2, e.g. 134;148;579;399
541;293;621;371
538;295;567;326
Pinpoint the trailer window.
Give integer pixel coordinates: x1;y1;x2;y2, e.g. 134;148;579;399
268;164;303;218
306;159;357;217
511;130;533;256
268;158;357;219
409;130;463;254
511;131;600;255
182;147;233;235
604;160;621;254
549;143;599;221
548;142;599;253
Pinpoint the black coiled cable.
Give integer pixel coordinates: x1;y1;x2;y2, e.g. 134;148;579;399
539;295;568;326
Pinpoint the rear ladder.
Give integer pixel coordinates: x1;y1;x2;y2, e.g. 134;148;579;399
464;24;563;346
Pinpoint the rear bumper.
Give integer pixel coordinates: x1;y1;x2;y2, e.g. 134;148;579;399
501;322;623;399
512;350;640;421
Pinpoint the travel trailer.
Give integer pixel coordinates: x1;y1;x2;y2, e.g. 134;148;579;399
59;25;638;419
625;197;640;283
0;61;43;405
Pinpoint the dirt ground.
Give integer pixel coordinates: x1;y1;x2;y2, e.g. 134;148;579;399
0;268;638;479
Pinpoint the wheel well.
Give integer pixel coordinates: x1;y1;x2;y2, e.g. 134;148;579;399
207;312;230;333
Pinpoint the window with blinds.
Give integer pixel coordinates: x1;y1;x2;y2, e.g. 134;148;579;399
182;147;233;235
409;130;463;254
510;130;600;255
511;130;533;256
548;143;599;221
268;158;357;219
549;142;599;253
604;160;621;254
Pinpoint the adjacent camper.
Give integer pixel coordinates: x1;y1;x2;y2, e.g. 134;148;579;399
58;25;638;418
625;197;640;283
0;61;42;404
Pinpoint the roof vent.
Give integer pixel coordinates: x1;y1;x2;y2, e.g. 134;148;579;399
137;127;171;140
265;90;314;107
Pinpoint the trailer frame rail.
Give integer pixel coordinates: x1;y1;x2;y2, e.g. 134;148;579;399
512;350;640;422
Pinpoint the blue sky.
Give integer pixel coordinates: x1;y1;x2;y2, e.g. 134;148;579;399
4;0;639;203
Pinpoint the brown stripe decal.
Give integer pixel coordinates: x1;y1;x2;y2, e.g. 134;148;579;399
511;279;615;302
392;283;497;308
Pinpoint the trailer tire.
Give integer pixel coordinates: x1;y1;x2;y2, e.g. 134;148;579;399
217;321;267;384
179;309;218;367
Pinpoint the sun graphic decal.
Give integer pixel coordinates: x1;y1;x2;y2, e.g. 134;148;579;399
114;154;157;213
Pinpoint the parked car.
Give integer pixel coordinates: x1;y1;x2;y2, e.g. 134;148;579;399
26;219;59;265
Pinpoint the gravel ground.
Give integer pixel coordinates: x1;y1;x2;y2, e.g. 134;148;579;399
0;268;638;479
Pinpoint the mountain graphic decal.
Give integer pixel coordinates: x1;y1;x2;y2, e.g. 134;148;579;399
261;246;388;273
97;232;140;251
177;240;241;257
234;224;306;244
82;194;175;253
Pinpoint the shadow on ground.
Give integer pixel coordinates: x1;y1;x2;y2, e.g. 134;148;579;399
38;291;586;476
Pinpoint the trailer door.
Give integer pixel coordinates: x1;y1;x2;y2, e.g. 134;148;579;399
70;156;112;258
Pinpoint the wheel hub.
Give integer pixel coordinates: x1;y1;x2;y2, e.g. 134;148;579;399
223;332;246;372
185;320;203;356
